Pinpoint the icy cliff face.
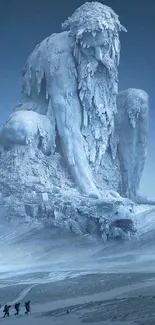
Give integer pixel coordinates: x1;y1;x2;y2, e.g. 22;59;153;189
0;2;151;240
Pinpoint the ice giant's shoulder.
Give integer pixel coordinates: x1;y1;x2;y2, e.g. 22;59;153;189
22;31;73;98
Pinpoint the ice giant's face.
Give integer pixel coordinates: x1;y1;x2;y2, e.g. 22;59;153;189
62;2;126;68
80;30;112;63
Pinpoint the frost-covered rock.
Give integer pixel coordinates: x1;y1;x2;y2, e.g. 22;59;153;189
0;2;152;240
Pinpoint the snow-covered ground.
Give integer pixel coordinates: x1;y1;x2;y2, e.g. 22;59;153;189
0;206;155;323
0;205;155;281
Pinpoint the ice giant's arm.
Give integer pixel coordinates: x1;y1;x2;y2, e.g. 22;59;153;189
116;89;149;200
48;51;99;196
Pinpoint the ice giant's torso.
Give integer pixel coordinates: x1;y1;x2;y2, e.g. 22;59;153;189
16;31;121;192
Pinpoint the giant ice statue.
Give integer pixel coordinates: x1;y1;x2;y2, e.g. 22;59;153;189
0;2;152;239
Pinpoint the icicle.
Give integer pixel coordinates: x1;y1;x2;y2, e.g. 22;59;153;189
95;127;101;140
110;132;119;160
46;89;49;100
89;145;96;163
83;108;88;127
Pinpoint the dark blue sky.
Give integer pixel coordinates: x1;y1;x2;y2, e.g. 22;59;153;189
0;0;155;195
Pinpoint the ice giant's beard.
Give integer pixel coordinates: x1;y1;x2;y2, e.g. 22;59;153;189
72;33;120;164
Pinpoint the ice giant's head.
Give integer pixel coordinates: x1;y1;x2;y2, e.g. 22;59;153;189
62;1;127;67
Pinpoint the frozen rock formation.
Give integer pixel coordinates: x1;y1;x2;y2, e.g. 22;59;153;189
0;2;152;240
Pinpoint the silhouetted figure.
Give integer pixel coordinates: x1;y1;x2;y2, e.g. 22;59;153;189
25;301;31;315
14;302;20;316
3;305;11;318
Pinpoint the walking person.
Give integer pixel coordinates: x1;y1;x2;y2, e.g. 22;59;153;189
25;301;31;315
14;302;20;316
3;305;11;318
